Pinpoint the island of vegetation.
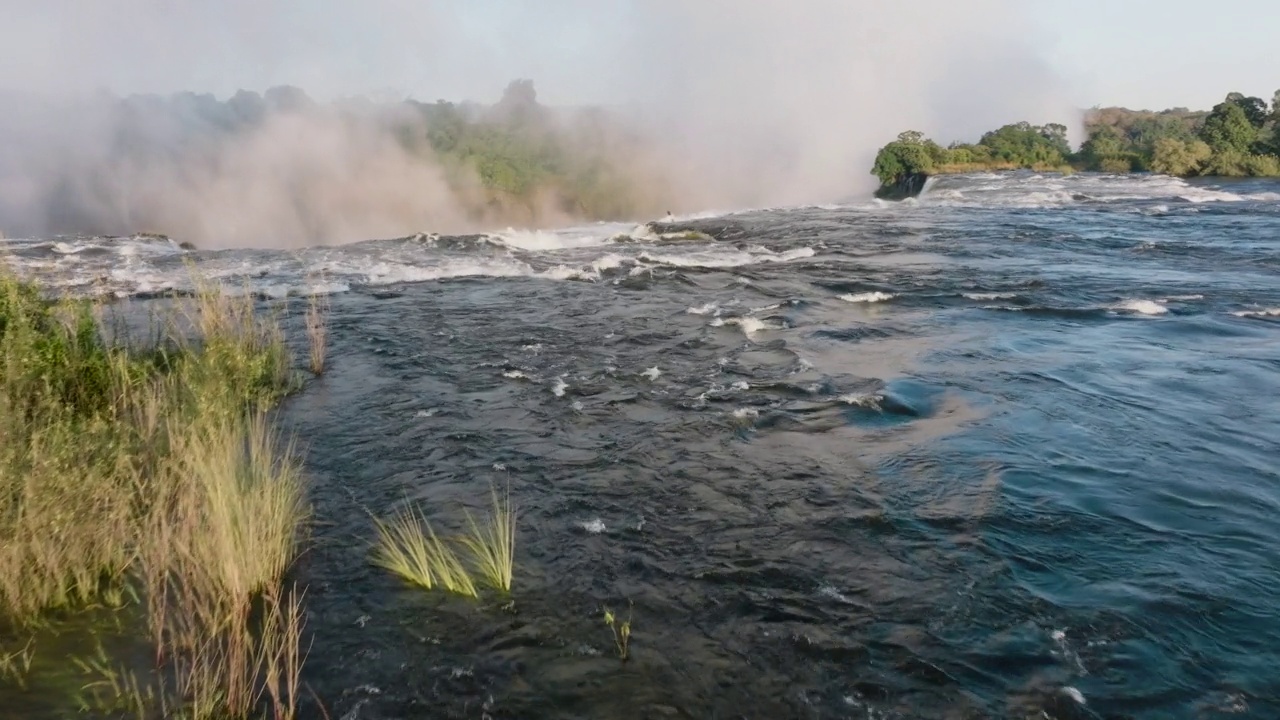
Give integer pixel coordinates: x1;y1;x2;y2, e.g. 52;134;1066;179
872;90;1280;199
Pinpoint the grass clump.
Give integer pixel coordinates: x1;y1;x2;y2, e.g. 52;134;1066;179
304;288;329;376
0;267;309;718
372;483;518;598
373;506;479;598
461;485;516;593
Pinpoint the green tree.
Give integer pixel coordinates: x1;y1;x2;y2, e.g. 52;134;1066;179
871;131;935;185
1199;100;1258;154
978;122;1068;165
1226;92;1270;128
1080;126;1125;168
1149;138;1212;176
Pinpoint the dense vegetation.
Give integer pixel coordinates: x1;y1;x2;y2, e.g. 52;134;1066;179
872;90;1280;191
0;272;308;717
872;124;1073;187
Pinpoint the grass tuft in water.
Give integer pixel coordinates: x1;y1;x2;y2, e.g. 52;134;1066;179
304;287;328;376
0;637;35;690
460;484;517;594
373;505;479;598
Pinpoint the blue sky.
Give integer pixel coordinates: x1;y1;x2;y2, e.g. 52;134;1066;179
1033;0;1278;110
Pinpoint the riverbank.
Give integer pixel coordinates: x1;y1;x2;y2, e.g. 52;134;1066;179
0;272;311;717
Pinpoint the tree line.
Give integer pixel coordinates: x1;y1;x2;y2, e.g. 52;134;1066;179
1;79;665;240
873;91;1280;189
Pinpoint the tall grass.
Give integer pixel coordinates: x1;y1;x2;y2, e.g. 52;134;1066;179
0;268;309;718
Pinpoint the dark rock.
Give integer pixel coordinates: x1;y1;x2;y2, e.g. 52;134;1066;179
874;172;929;201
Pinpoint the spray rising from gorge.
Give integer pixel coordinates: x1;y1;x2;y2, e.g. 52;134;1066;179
0;1;1080;247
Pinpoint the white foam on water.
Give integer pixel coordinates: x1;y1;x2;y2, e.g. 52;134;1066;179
963;292;1017;300
731;380;750;391
731;407;759;420
839;393;884;407
712;316;776;338
487;224;627;251
551;376;569;397
640;366;662;381
686;302;719;316
1112;299;1169;316
578;519;607;534
1063;687;1086;705
541;252;632;281
502;370;529;380
1159;294;1204;302
1231;307;1280;318
840;291;895;303
360;258;536;285
1178;188;1245;203
638;246;814;269
818;585;855;604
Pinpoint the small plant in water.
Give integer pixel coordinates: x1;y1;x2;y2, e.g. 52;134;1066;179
602;602;633;662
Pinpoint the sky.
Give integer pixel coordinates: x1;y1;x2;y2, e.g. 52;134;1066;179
0;1;1273;112
1033;0;1278;110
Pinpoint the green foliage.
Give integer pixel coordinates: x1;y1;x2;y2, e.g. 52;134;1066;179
871;131;935;185
1;269;308;719
1244;153;1280;177
1200;100;1258;154
1149;138;1213;176
978;122;1070;165
878;89;1280;182
871;123;1072;188
1226;92;1270;128
1077;93;1280;177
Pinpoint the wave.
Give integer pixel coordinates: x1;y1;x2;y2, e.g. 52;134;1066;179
1231;308;1280;319
1110;299;1169;316
840;291;895;303
711;316;779;338
637;246;815;269
916;171;1276;210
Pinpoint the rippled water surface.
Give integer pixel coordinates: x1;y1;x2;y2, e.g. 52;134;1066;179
6;172;1280;719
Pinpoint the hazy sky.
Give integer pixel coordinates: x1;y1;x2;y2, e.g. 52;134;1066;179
0;1;1272;112
1034;0;1277;110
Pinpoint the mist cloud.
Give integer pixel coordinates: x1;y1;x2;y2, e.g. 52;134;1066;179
0;1;1080;247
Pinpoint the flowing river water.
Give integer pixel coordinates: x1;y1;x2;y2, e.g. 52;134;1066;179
3;171;1279;719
